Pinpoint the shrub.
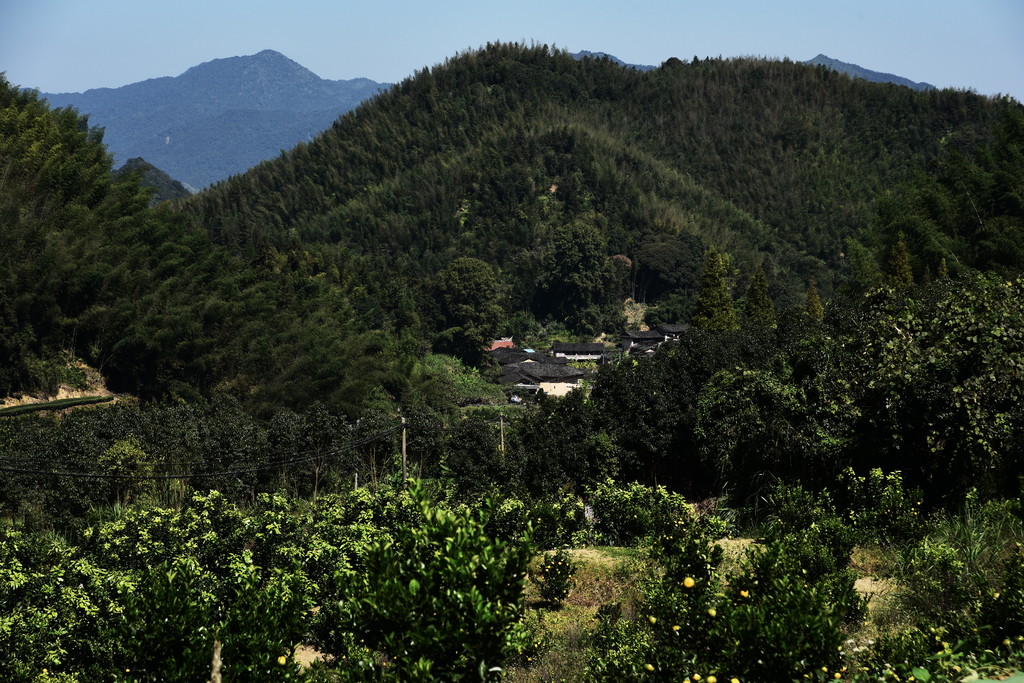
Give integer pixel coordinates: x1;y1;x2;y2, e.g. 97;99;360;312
533;549;577;607
895;497;1024;636
529;494;588;550
980;544;1024;645
109;555;309;681
590;480;723;546
585;604;655;680
837;467;928;544
0;529;116;680
340;482;534;680
760;480;833;536
485;494;527;542
710;540;852;682
587;514;859;681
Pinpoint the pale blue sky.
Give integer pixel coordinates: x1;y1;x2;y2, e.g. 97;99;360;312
1;0;1022;101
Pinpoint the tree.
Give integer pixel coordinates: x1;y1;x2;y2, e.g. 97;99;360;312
534;217;619;334
691;246;738;331
435;257;504;364
843;238;884;295
345;484;533;679
99;436;152;505
887;236;914;289
805;279;824;320
743;265;775;328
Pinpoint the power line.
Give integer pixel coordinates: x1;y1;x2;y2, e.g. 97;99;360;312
0;423;402;481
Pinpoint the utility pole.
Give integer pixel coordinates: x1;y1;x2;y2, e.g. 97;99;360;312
401;417;407;488
499;414;505;456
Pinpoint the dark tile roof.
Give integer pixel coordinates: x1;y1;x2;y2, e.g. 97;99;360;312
489;348;532;365
490;348;566;366
500;363;584;383
622;330;665;341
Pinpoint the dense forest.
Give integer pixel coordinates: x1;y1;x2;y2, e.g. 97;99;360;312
2;43;1024;681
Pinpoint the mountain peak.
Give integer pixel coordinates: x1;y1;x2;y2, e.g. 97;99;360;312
179;49;321;87
805;54;934;91
40;51;390;187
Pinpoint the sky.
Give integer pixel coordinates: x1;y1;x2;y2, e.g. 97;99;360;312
1;0;1022;101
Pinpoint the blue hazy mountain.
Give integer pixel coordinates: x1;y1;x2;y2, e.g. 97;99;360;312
574;50;935;92
40;50;390;188
804;54;935;91
572;50;658;71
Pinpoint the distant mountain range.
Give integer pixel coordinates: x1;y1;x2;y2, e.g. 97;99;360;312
803;54;935;91
571;51;658;71
40;50;390;188
573;51;935;92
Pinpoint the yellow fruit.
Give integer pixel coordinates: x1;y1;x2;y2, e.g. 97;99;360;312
683;576;696;588
707;608;717;617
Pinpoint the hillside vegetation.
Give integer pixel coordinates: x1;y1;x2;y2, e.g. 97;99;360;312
2;44;1024;681
0;76;403;415
186;43;1014;325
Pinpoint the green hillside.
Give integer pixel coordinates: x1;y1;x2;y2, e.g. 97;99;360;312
3;43;1021;416
0;77;402;415
3;45;1024;683
186;43;1015;331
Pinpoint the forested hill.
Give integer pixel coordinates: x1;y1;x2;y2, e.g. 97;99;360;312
0;77;405;416
3;45;1021;419
185;43;1016;329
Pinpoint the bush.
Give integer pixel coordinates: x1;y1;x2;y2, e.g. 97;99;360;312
338;482;534;680
109;555;309;682
528;494;589;550
710;540;853;682
485;494;528;542
895;497;1024;635
586;510;860;682
0;529;116;680
585;604;655;680
533;549;577;607
837;468;928;544
590;480;723;546
982;544;1024;643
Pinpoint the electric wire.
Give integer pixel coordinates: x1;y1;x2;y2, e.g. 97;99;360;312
0;423;402;481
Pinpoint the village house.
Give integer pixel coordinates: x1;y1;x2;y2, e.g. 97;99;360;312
620;330;665;355
498;361;586;396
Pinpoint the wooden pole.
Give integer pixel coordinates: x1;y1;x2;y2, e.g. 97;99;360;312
499;415;505;456
401;417;407;488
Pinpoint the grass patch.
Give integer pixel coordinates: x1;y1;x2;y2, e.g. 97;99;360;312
509;547;641;682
